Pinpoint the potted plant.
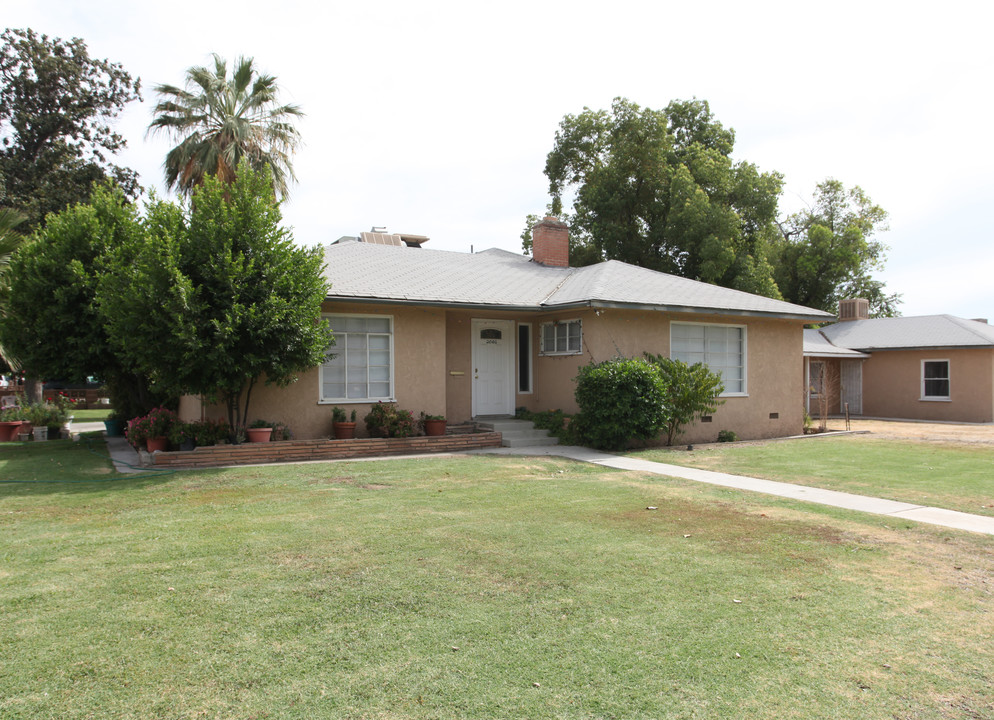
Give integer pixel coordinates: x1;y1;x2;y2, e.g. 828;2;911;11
0;405;24;442
332;406;357;440
104;411;125;437
126;407;178;452
246;419;274;443
420;411;447;437
169;421;197;451
27;403;52;441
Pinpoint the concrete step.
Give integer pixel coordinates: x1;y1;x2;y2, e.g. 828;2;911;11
476;418;559;447
502;435;561;447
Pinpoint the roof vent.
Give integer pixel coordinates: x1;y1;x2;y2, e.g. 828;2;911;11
838;298;869;322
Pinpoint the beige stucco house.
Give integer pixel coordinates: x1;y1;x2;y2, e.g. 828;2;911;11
804;298;994;423
195;218;831;443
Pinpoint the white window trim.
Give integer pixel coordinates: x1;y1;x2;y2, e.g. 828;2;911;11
920;358;951;402
670;321;748;397
318;312;395;404
539;318;582;356
517;322;534;394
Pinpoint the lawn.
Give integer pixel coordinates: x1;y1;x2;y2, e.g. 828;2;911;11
630;436;994;518
1;441;992;719
70;407;113;422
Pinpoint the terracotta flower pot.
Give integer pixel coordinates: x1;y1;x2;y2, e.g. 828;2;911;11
332;422;356;440
146;436;168;452
423;419;447;436
246;427;273;443
0;421;22;442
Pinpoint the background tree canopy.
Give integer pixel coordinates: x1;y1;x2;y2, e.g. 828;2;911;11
0;28;141;232
528;97;899;314
530;97;783;298
772;179;899;317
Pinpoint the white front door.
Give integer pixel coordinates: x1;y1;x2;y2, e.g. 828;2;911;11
472;319;514;416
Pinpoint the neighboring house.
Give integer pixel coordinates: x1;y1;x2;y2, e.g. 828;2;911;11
803;298;994;423
202;218;831;443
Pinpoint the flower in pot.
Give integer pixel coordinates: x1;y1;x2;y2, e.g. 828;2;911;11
125;407;178;452
246;419;274;443
169;421;197;451
420;412;447;437
332;406;357;440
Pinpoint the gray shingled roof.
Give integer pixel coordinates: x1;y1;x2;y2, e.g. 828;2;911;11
322;241;831;321
803;329;869;357
819;315;994;351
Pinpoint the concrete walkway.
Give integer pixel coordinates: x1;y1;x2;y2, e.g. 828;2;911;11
71;422;146;474
470;444;994;537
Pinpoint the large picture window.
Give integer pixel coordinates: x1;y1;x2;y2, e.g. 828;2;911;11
540;319;581;355
671;322;746;395
320;314;393;402
921;360;950;400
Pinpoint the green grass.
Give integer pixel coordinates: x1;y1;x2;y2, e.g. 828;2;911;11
631;436;994;517
70;407;113;421
1;443;993;719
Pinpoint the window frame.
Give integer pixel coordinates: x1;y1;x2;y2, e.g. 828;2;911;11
920;359;951;401
318;313;395;404
669;321;748;397
517;322;533;394
539;318;582;356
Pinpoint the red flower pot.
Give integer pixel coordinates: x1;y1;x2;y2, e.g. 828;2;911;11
146;436;168;453
332;422;356;440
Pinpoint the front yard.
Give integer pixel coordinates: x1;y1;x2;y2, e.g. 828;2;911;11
1;439;992;719
631;435;994;517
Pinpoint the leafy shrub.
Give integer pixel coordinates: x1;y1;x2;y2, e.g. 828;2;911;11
571;358;669;450
514;407;578;443
644;354;725;446
717;430;738;443
364;402;415;438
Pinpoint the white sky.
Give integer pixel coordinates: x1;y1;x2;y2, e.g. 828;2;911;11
7;0;993;318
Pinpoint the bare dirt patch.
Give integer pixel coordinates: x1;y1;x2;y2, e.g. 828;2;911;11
833;419;994;446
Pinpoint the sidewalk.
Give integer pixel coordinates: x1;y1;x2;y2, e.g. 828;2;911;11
470;444;994;537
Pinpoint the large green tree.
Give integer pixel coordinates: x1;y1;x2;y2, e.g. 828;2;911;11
98;164;332;431
772;179;899;317
148;54;303;199
0;207;27;368
0;28;141;231
529;97;782;297
0;183;163;416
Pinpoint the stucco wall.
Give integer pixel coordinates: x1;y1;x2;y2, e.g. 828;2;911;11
523;308;805;443
206;302;808;443
860;348;994;422
205;301;448;439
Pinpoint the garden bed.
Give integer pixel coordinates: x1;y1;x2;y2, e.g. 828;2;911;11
149;431;503;468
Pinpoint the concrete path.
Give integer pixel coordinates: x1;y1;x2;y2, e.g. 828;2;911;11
470;444;994;537
71;421;146;474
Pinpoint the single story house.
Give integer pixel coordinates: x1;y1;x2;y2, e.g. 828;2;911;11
191;218;832;443
803;298;994;423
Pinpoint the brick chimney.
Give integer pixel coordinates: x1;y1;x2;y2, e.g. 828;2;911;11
531;216;569;267
838;298;870;322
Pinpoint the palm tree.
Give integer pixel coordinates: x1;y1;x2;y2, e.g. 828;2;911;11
148;55;303;199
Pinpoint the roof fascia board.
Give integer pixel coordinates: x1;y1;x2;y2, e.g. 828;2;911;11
325;295;831;321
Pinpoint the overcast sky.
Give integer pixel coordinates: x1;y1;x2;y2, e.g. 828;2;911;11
7;0;992;318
